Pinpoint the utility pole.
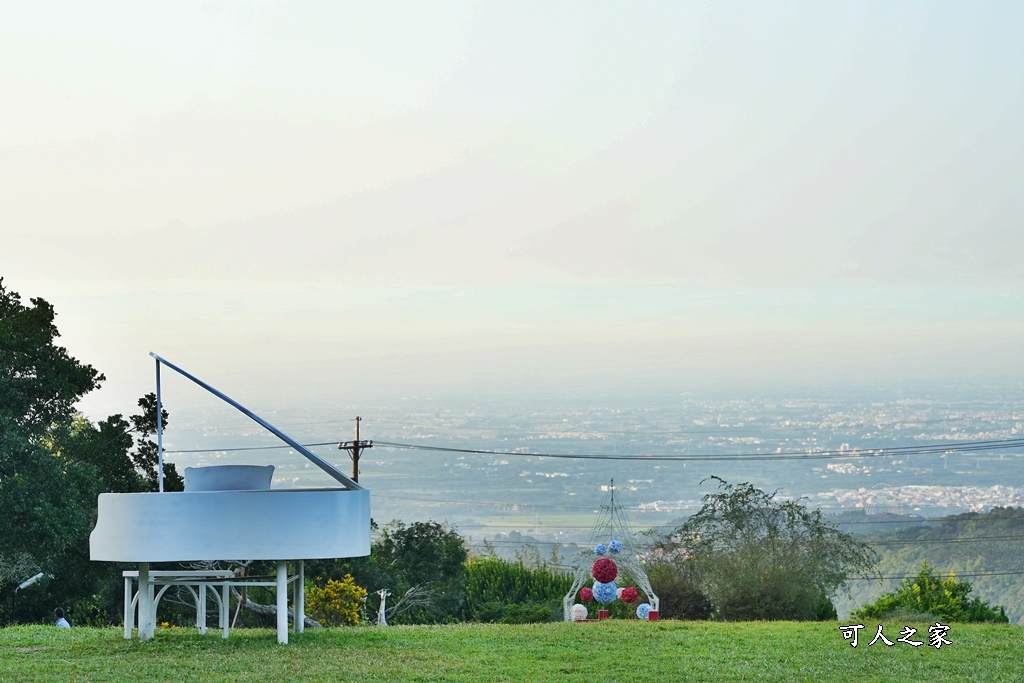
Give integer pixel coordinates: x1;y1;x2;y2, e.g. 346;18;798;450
338;416;372;483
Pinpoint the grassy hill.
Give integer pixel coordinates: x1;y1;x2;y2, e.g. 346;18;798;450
1;620;1019;682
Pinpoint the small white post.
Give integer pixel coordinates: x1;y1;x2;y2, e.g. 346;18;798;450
294;560;305;634
276;561;288;644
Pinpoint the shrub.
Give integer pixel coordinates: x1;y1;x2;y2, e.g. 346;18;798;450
658;477;875;621
645;561;712;620
854;561;1008;624
464;557;573;623
306;574;367;626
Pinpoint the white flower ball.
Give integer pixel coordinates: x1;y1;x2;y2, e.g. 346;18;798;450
570;604;588;621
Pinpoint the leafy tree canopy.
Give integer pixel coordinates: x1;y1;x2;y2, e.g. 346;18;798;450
0;279;103;440
0;278;180;623
361;520;468;624
659;476;877;621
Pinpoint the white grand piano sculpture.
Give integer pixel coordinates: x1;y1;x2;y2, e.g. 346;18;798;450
89;353;370;644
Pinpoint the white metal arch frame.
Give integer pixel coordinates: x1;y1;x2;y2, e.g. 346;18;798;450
563;481;659;621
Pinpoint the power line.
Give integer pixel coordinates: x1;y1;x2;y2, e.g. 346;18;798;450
832;517;973;526
164;441;338;454
375;493;634;511
373;437;1024;461
460;534;1024;547
847;570;1024;580
162;436;1024;459
866;534;1024;546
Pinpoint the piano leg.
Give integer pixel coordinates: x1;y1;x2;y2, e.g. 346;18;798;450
222;583;230;638
123;576;134;639
276;560;288;644
293;560;305;634
198;584;207;635
139;563;154;641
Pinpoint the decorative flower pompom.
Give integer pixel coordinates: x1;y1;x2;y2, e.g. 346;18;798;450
570;604;588;621
594;543;607;555
621;587;639;604
592;557;618;583
592;580;617;604
609;539;622;554
636;603;651;620
579;587;594;603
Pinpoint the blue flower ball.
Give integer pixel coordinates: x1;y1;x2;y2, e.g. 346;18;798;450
609;540;623;554
594;543;607;555
636;603;651;620
592;581;617;604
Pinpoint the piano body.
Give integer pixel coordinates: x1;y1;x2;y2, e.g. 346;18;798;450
89;354;370;643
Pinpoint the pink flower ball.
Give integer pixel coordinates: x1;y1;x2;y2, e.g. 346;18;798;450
621;587;639;604
579;587;594;603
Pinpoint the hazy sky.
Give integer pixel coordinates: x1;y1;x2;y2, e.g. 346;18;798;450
3;1;1023;418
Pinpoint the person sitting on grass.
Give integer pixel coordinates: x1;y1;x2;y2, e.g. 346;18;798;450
54;608;70;628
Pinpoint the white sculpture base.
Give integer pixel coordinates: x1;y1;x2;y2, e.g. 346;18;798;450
124;561;306;644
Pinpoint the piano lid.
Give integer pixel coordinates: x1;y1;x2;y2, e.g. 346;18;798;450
150;353;361;491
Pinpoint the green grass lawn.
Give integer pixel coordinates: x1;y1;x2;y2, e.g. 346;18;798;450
1;620;1018;683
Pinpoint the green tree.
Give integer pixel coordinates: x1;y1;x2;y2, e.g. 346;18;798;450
367;520;468;624
0;278;103;439
0;279;103;611
0;278;181;623
854;561;1008;623
660;476;876;621
50;396;183;496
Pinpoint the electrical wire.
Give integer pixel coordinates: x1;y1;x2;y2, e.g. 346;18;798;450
847;570;1024;580
372;437;1024;461
164;436;1024;459
459;534;1024;547
165;441;339;454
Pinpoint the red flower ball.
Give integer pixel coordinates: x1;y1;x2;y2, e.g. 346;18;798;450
592;557;618;583
621;587;639;604
579;587;594;603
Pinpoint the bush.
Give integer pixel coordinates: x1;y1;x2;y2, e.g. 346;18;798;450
714;583;836;621
645;561;712;620
854;561;1008;624
659;477;875;621
502;601;560;624
306;574;367;626
69;593;122;628
464;557;573;623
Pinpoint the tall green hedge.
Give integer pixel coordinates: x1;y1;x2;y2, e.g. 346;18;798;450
464;557;574;623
